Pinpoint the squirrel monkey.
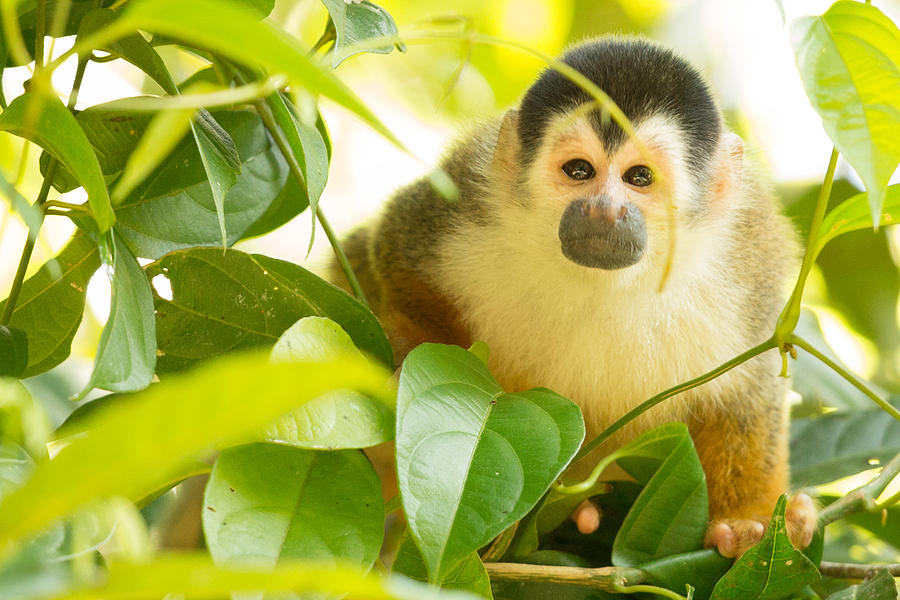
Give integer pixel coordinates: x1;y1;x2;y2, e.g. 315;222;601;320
332;37;816;558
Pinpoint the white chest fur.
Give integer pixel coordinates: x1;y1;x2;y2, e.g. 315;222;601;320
437;205;756;440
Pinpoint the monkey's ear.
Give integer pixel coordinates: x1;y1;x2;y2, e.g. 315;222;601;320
711;131;744;205
492;110;520;175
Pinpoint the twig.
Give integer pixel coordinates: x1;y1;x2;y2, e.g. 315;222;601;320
483;562;646;591
818;450;900;526
575;337;777;461
818;561;900;578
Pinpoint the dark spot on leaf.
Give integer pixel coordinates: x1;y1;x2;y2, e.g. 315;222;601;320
229;487;235;492
206;506;216;512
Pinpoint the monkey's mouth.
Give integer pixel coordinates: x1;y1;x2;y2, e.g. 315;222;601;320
559;234;645;270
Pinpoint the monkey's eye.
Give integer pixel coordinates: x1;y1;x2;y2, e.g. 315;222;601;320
562;159;595;181
623;165;653;187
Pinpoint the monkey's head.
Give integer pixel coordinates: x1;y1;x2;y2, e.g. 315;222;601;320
493;37;742;277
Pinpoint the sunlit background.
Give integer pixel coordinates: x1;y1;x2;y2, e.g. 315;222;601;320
2;0;900;564
3;3;899;381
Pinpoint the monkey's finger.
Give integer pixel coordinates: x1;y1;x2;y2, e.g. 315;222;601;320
572;499;601;534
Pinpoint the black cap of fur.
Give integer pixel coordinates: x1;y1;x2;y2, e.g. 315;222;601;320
518;38;721;177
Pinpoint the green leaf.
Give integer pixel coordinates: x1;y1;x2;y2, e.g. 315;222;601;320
792;1;900;223
826;569;898;600
321;0;404;67
39;107;152;194
0;232;100;377
118;0;404;149
0;93;114;232
641;549;732;600
0;349;390;553
266;317;393;448
110;107;195;204
148;247;393;371
74;8;243;237
204;444;383;572
710;495;820;600
396;344;584;582
190;116;240;247
790;399;900;486
53;553;478;600
611;423;709;567
393;537;492;599
817;185;900;251
0;379;50;460
113;110;294;257
83;231;156;394
0;326;28;377
263;91;329;252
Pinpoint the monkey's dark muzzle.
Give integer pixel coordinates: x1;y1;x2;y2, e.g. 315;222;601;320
558;197;647;270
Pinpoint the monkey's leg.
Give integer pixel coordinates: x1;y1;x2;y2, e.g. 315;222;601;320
689;407;816;558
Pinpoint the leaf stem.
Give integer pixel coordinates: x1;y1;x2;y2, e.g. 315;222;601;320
554;450;622;494
253;98;370;308
789;334;900;423
818;449;900;526
0;54;89;326
818;561;900;578
483;562;646;591
775;148;838;342
574;337;777;462
612;582;688;600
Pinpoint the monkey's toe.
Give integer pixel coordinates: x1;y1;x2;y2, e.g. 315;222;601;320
572;499;601;534
704;519;765;558
786;493;817;549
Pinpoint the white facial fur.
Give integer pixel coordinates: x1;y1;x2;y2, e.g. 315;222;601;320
436;113;762;446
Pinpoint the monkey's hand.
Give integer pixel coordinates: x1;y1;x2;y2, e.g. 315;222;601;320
703;493;817;558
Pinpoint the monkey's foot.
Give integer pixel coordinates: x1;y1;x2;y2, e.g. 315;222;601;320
572;499;602;534
704;493;817;558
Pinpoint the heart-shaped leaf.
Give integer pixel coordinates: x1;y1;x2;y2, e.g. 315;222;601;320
396;343;584;582
792;1;900;223
266;317;394;449
710;495;820;600
204;443;383;570
612;423;709;566
147;248;393;371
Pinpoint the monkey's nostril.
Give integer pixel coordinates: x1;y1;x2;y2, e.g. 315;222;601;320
618;205;628;221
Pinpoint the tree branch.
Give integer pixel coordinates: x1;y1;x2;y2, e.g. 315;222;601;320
818;561;900;579
818;450;900;526
483;562;646;591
